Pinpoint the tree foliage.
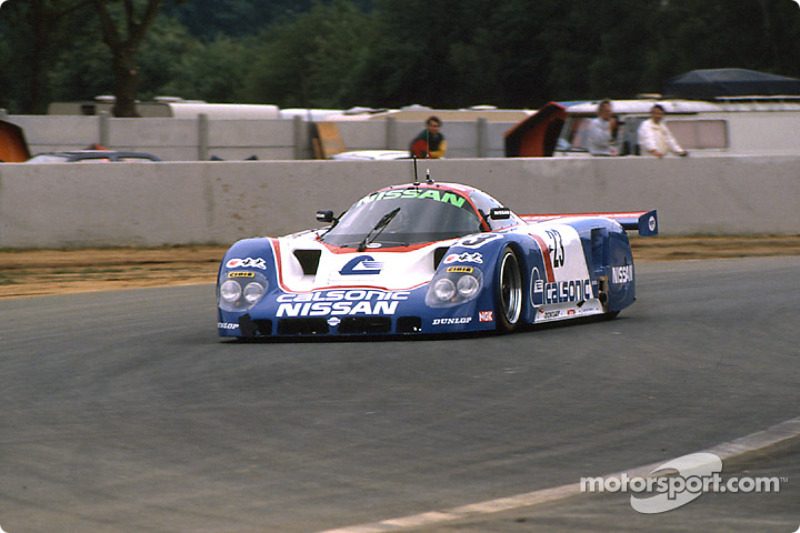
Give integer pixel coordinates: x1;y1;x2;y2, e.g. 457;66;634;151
92;0;165;116
1;0;800;114
241;0;374;108
0;0;93;113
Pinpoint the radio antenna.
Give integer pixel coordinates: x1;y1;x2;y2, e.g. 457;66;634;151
412;155;420;185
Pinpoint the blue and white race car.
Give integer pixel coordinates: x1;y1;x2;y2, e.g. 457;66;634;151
217;180;657;338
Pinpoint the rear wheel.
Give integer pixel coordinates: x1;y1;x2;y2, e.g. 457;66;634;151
496;247;523;332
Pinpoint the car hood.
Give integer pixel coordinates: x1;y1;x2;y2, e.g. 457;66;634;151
273;231;456;293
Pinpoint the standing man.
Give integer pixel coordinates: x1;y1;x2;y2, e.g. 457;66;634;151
638;104;688;158
410;116;447;159
587;99;619;156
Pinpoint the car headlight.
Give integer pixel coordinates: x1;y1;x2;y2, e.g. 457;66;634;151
433;278;456;301
220;280;242;303
218;273;268;311
456;274;480;298
243;282;265;304
426;268;483;307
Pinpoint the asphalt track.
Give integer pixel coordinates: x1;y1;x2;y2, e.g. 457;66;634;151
0;256;798;533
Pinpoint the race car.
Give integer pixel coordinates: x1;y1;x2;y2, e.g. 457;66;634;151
217;179;657;338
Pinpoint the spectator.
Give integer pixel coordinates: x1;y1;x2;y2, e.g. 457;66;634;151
638;104;688;158
586;99;619;156
409;116;447;158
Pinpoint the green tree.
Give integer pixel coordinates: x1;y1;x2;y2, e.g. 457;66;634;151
243;0;373;107
157;35;255;102
355;0;476;107
648;0;800;85
136;15;204;100
0;0;92;113
476;0;562;107
4;0;800;115
356;0;564;108
163;0;315;41
93;0;166;116
47;13;205;104
0;31;13;111
47;20;113;103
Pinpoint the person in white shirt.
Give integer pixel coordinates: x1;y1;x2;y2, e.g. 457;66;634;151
586;99;619;156
637;104;688;158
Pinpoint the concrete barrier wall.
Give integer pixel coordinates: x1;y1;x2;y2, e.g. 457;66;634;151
0;155;798;248
335;119;508;158
9;115;302;161
7;114;516;161
10;116;101;154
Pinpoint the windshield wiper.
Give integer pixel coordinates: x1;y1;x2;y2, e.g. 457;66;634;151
357;207;401;252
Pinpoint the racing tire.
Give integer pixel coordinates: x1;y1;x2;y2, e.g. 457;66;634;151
496;246;523;332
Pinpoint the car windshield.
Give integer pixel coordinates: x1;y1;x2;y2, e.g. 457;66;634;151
321;187;483;248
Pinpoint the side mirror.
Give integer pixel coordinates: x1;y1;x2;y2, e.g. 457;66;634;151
489;207;511;220
316;210;334;223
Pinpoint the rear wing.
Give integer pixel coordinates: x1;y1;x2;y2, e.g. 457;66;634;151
520;210;658;236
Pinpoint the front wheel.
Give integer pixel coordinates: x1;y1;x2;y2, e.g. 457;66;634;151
496;246;523;332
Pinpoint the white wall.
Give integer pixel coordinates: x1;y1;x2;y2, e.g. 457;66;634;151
1;155;797;248
9;115;304;161
7;114;515;161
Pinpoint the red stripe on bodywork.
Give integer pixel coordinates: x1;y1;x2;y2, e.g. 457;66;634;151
529;234;555;282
